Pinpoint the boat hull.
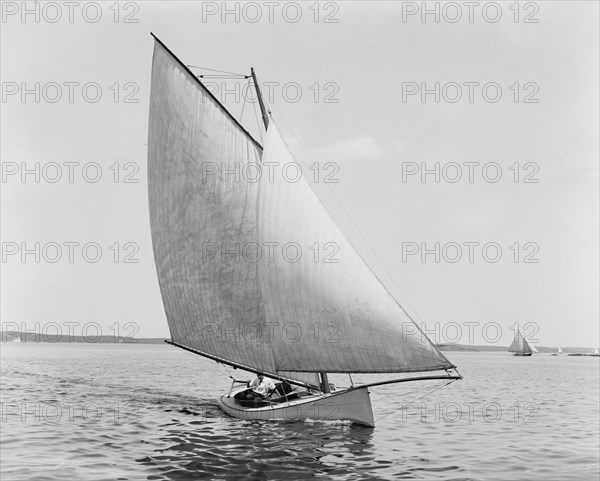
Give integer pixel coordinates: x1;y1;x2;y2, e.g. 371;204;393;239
512;353;532;356
218;386;375;427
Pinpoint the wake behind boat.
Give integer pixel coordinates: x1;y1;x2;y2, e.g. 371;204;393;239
147;34;461;427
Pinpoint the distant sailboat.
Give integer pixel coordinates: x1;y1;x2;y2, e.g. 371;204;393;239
558;346;563;354
147;34;461;427
508;330;536;356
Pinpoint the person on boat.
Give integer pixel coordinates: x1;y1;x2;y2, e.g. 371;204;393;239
243;374;276;400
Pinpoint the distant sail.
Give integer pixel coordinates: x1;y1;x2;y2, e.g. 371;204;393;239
508;330;533;354
257;124;454;373
557;346;563;354
527;340;539;353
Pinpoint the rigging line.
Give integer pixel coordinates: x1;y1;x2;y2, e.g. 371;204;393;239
215;361;233;379
239;78;251;123
413;379;456;401
217;361;245;382
269;102;426;329
198;75;249;79
187;64;245;76
389;381;437;400
196;75;247;80
374;379;456;423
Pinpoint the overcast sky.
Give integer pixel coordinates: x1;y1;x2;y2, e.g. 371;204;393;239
1;1;598;347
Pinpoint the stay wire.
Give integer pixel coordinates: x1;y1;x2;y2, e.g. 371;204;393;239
239;78;251;123
217;362;246;383
374;378;457;423
187;65;246;76
197;74;248;79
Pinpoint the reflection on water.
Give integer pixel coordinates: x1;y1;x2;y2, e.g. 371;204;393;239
143;413;383;480
1;344;598;480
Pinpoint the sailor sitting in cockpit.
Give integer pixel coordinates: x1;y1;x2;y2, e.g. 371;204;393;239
242;374;276;400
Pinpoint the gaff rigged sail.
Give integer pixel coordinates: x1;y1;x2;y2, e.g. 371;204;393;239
148;36;454;388
508;330;534;354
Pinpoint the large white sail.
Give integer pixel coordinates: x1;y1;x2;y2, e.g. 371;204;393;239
148;38;320;389
149;36;453;384
257;124;454;373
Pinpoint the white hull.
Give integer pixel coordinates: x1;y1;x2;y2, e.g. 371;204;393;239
218;386;375;427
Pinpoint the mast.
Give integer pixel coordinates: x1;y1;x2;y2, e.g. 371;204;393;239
253;68;328;395
253;68;327;395
251;67;270;130
320;372;331;394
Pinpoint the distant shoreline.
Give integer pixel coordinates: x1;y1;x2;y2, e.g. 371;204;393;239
1;331;165;345
1;332;598;354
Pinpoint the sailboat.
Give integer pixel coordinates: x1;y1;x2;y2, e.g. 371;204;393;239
147;34;461;427
507;330;537;356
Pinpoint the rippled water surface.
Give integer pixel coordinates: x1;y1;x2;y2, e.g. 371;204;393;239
1;344;598;480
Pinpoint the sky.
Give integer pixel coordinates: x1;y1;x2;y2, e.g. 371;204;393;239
1;1;598;348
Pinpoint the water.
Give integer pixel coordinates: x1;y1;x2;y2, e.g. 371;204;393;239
1;344;598;480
